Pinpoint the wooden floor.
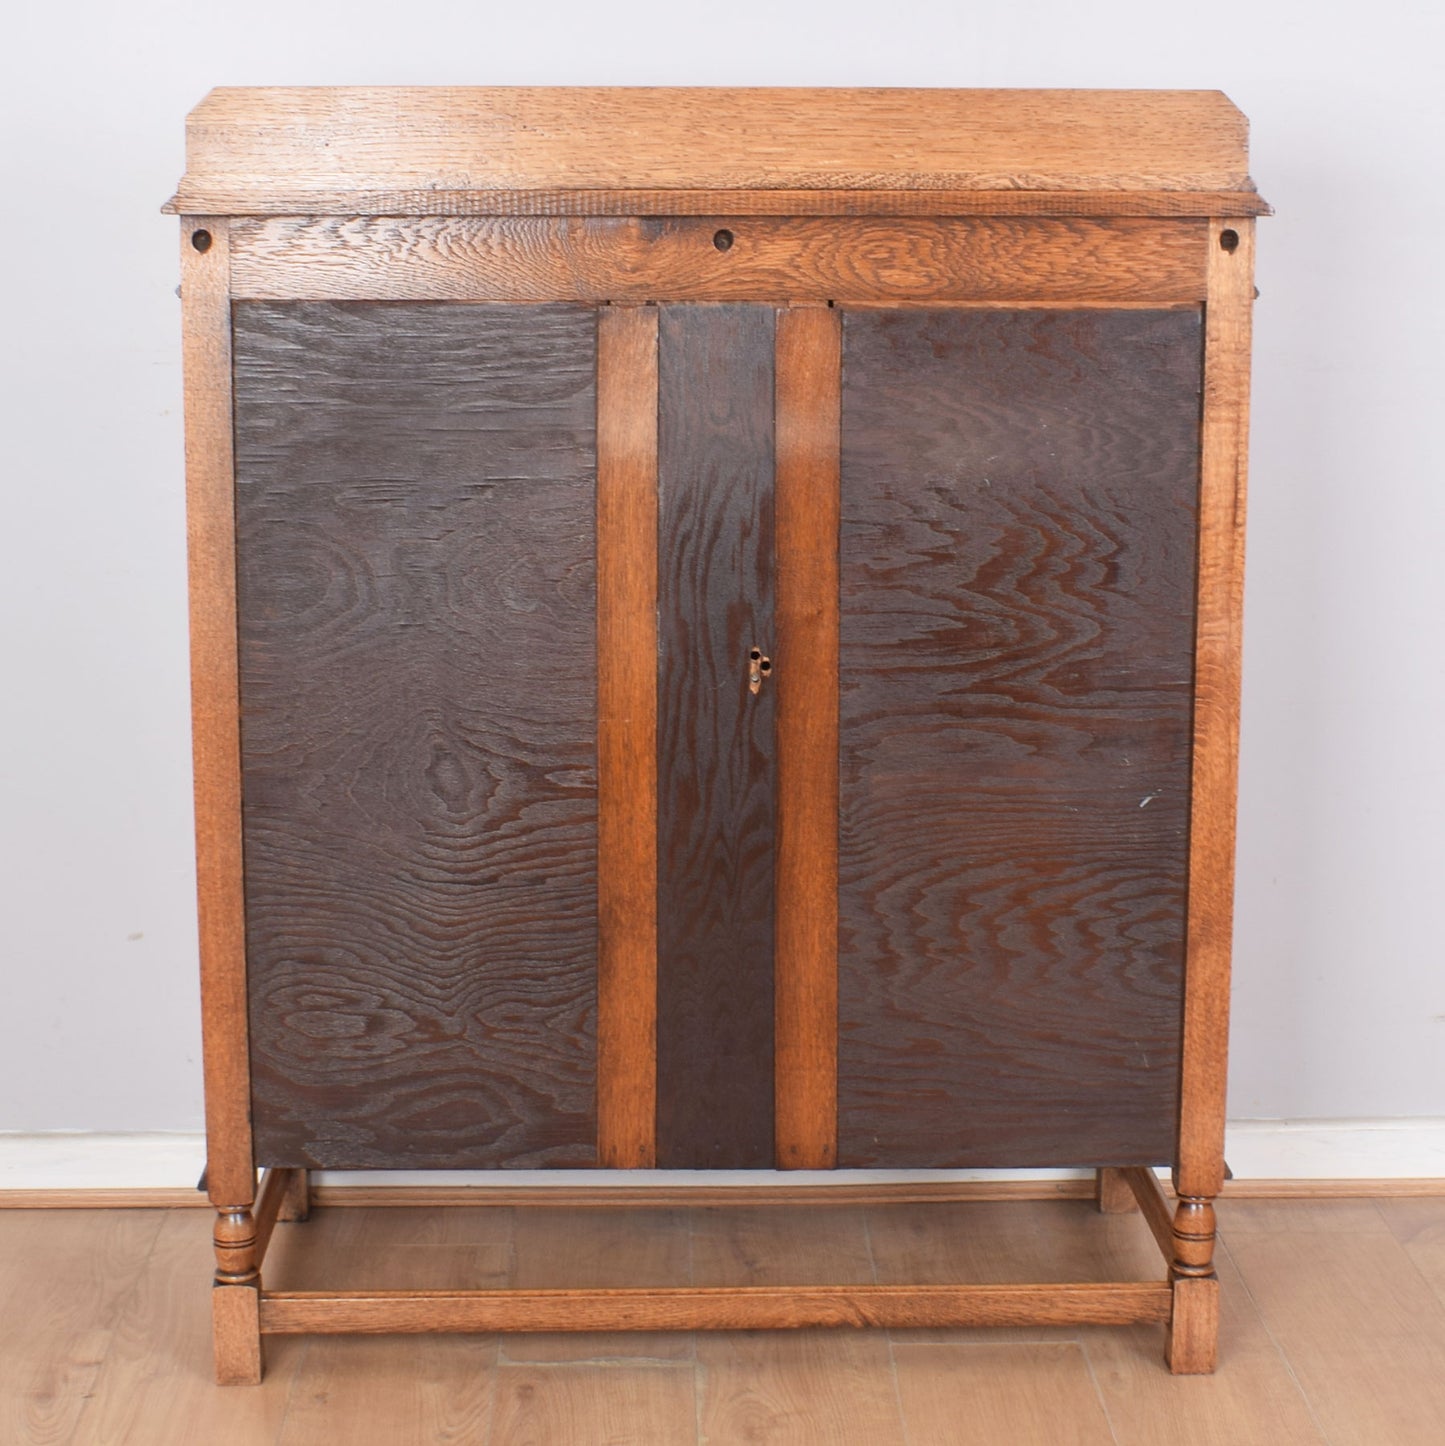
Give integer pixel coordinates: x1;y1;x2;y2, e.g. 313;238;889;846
4;1194;1445;1443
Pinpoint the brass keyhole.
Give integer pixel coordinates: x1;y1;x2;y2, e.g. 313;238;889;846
748;647;772;695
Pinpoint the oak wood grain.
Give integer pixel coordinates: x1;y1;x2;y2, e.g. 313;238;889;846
655;304;777;1170
307;1179;1102;1209
251;1167;295;1268
1121;1167;1175;1259
171;187;1272;219
595;305;659;1169
774;303;841;1170
1175;221;1256;1201
213;1283;263;1386
836;306;1203;1169
232;301;599;1170
180;215;255;1211
169;88;1259;214
258;1281;1173;1334
1096;1167;1139;1214
227;216;1207;304
1165;1274;1219;1374
278;1168;310;1223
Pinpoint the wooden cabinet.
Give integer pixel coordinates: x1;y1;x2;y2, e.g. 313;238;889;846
169;87;1267;1384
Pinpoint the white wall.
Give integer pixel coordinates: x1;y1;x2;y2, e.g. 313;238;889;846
1;0;1442;1139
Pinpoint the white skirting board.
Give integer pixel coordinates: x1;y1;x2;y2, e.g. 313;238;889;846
0;1119;1442;1194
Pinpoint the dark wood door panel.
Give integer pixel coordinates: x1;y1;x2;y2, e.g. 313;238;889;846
233;301;599;1169
655;304;777;1168
837;307;1203;1168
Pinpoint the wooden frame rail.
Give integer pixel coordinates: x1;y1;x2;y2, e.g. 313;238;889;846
225;216;1209;306
259;1281;1172;1335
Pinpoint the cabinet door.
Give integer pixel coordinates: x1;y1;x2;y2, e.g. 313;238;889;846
836;307;1203;1168
233;302;599;1169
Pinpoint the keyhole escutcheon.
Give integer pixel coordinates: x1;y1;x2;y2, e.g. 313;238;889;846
748;647;772;695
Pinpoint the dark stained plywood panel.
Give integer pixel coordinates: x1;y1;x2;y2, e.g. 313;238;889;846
837;307;1202;1169
233;301;598;1169
655;304;777;1169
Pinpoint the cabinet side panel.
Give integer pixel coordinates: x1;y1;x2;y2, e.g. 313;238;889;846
837;307;1201;1169
656;304;777;1169
234;301;598;1169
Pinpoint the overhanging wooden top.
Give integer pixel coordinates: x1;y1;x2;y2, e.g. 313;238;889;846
165;87;1268;218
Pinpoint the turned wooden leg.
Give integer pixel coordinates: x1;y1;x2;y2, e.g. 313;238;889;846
1095;1167;1139;1214
1165;1195;1220;1374
278;1167;311;1223
212;1206;263;1385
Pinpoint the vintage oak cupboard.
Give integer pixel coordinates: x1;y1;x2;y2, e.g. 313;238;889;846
167;87;1266;1384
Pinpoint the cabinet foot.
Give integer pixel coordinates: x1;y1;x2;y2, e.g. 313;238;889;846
1095;1167;1138;1214
212;1204;263;1384
1166;1274;1220;1374
1165;1193;1220;1373
213;1283;263;1385
278;1168;311;1223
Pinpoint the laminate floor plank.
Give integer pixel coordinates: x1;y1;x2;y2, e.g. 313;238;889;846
0;1209;69;1307
1381;1197;1445;1308
697;1332;906;1446
1217;1197;1393;1235
279;1337;496;1446
690;1205;874;1287
0;1210;164;1446
891;1341;1116;1445
1223;1208;1445;1445
503;1206;693;1363
283;1203;517;1251
1079;1244;1326;1445
266;1241;512;1292
66;1209;299;1446
264;1199;513;1292
488;1362;696;1446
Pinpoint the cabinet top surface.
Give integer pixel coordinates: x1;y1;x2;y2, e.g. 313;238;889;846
166;87;1266;218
